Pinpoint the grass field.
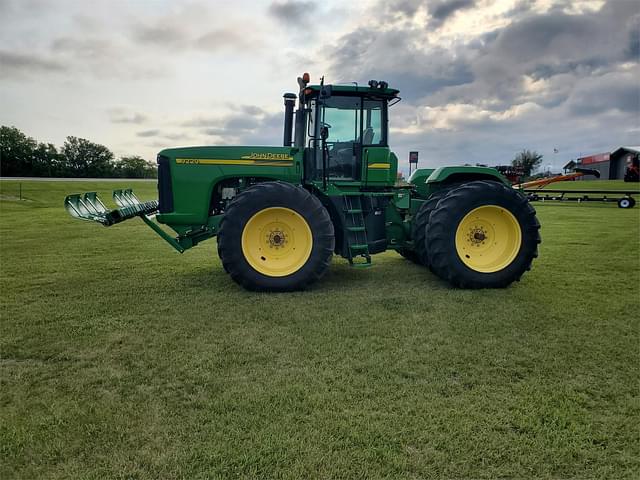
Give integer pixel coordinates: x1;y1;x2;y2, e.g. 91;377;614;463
1;179;639;479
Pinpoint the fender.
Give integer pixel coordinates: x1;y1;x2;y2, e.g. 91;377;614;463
410;166;509;198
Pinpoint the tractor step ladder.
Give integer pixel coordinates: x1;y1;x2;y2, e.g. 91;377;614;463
343;196;371;268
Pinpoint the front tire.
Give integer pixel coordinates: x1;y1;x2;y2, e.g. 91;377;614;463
217;182;334;291
426;181;541;288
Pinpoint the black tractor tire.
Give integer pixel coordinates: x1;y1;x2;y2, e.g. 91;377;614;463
217;181;334;291
397;248;420;263
426;181;541;289
411;187;455;266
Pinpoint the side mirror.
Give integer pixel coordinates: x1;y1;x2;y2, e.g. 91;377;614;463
320;125;329;140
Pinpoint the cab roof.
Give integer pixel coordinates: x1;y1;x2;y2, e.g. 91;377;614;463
306;84;400;97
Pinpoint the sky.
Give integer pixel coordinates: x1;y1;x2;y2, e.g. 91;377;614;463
1;0;638;175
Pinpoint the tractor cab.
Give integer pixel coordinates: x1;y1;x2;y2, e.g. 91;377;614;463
284;75;400;190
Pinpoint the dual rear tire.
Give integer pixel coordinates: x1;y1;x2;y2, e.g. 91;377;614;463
406;181;540;288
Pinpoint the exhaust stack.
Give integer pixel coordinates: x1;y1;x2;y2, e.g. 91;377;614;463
283;93;296;146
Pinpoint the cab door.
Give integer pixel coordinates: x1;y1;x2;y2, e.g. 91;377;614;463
320;96;362;182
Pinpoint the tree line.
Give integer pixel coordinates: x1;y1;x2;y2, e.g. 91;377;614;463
0;126;157;178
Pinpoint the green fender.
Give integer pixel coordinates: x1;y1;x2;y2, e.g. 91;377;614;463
409;166;509;198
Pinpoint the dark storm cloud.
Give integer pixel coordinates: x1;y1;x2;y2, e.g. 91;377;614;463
429;0;476;26
268;1;317;25
488;10;619;74
0;50;66;78
379;0;476;27
441;0;637;111
567;71;639;116
324;0;639;170
328;27;474;100
329;0;638;108
626;15;640;60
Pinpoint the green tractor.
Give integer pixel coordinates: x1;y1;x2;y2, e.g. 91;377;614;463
65;74;540;291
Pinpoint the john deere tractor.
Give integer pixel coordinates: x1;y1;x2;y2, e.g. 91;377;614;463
65;74;541;291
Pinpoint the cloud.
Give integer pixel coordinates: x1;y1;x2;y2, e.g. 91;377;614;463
567;70;640;116
1;0;636;169
196;29;254;51
238;105;267;116
132;22;259;53
51;36;114;59
319;0;640;171
109;109;149;124
133;23;189;49
0;50;66;78
135;129;192;141
626;14;640;60
136;129;160;137
180;103;283;146
131;3;264;54
268;1;317;26
337;0;638;112
429;0;476;27
327;28;474;101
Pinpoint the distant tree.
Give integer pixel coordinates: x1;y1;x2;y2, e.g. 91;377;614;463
33;142;63;177
512;149;543;177
0;126;38;176
115;155;157;178
61;136;115;177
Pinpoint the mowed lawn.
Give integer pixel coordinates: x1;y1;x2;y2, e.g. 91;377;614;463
1;179;639;479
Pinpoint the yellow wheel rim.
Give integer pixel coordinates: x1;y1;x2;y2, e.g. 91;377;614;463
455;205;522;273
241;207;313;277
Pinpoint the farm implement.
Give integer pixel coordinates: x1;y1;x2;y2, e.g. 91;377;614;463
514;168;637;209
65;74;541;291
525;189;636;209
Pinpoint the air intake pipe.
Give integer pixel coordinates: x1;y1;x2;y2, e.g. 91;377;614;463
283;93;296;146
